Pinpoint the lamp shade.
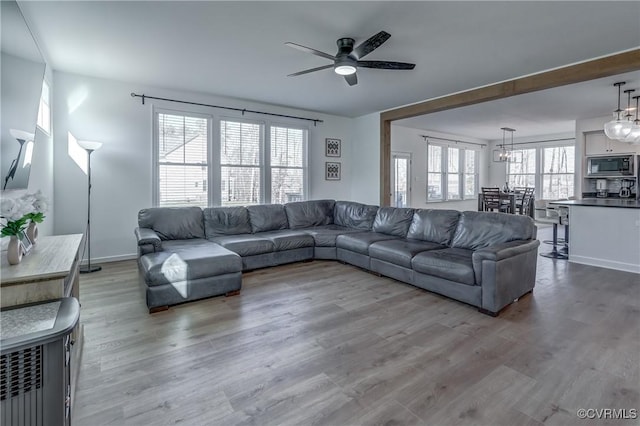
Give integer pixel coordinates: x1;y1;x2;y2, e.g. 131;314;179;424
604;117;631;140
9;129;35;142
77;140;103;151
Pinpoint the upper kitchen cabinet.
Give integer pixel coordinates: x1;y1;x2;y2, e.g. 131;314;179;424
585;131;640;156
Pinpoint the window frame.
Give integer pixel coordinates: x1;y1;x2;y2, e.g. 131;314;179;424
36;79;51;135
267;122;309;205
426;142;479;203
541;145;575;200
506;148;537;190
152;107;213;208
152;107;310;208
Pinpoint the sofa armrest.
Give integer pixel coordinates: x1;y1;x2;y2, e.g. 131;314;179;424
473;239;540;263
135;227;162;254
473;239;541;315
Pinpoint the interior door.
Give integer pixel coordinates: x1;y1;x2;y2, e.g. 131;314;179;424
391;152;411;207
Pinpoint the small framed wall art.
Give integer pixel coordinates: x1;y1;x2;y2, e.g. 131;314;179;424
325;138;341;157
325;162;341;180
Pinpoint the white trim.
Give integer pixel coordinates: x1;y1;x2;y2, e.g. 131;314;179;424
569;255;640;274
81;253;137;265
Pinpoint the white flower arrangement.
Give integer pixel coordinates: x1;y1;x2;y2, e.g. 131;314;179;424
0;191;49;237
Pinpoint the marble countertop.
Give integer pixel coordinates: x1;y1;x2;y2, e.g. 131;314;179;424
550;199;640;209
0;301;61;339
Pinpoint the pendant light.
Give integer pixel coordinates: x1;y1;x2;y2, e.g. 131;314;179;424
622;95;640;144
498;127;510;162
618;89;636;138
604;82;632;140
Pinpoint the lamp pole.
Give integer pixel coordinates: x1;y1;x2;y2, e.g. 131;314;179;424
78;141;103;273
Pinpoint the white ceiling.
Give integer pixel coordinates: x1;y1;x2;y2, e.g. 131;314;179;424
20;1;640;122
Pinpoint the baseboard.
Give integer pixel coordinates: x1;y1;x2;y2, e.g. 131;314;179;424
570;255;640;274
80;253;137;265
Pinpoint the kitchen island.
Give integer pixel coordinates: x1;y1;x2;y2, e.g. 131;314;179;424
550;199;640;273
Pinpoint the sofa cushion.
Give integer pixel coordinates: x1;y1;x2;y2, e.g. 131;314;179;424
333;201;379;230
203;207;251;237
210;234;275;256
255;230;315;251
138;207;204;240
372;207;415;237
406;209;460;245
450;211;536;250
369;239;445;269
302;225;361;247
139;239;241;286
246;204;289;233
411;248;476;286
335;232;398;255
284;200;334;229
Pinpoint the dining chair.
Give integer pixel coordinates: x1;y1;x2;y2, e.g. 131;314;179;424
515;187;535;215
481;187;510;213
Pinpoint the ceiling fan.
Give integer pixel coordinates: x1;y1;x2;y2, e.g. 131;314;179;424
285;31;415;86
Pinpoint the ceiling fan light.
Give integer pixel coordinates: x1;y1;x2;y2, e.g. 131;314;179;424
334;65;356;75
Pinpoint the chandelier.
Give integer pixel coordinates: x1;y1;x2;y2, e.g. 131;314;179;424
604;82;640;144
497;127;515;162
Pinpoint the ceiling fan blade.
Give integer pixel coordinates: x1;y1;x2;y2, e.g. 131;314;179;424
357;61;415;70
344;73;358;86
285;42;335;61
352;31;391;59
287;64;334;77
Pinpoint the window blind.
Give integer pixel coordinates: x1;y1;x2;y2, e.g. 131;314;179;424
270;126;305;204
157;113;208;207
220;120;262;206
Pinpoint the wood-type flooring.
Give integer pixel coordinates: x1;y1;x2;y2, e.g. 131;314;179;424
73;229;639;425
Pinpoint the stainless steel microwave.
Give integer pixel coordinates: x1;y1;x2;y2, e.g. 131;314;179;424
586;155;635;177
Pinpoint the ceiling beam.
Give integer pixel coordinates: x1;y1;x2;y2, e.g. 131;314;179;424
379;49;640;206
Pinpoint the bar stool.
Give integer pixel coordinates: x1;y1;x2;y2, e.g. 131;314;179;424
534;200;568;259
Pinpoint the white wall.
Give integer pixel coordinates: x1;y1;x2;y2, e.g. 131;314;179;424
52;71;354;261
350;112;380;205
391;124;490;212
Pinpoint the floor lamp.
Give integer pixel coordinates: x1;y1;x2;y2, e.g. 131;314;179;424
78;140;102;273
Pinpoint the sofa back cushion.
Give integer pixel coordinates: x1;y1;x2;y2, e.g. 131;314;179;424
372;207;415;237
407;209;460;246
138;207;204;240
203;206;252;237
451;211;536;250
246;204;289;233
284;199;334;229
333;201;379;231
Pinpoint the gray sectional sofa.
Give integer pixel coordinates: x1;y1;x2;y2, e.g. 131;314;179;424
135;200;540;316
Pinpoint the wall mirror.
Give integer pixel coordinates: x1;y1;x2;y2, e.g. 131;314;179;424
1;0;46;190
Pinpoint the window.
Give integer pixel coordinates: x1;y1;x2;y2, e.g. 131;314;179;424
270;126;306;204
156;112;209;207
36;80;50;134
542;146;575;199
155;111;309;207
427;145;443;201
507;148;536;189
220;120;262;206
427;144;478;202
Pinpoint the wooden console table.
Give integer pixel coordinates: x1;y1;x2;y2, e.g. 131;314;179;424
0;233;84;419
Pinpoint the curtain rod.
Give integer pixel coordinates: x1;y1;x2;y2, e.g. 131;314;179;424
130;92;324;125
499;137;575;147
421;135;487;148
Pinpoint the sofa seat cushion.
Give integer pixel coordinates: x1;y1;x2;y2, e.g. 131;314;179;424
336;232;398;255
210;235;275;256
302;225;361;247
255;230;315;251
411;248;476;286
369;239;445;268
140;239;241;287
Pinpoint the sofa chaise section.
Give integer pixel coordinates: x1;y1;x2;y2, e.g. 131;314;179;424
136;207;242;312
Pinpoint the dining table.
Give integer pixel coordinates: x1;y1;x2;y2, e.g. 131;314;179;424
477;191;534;218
